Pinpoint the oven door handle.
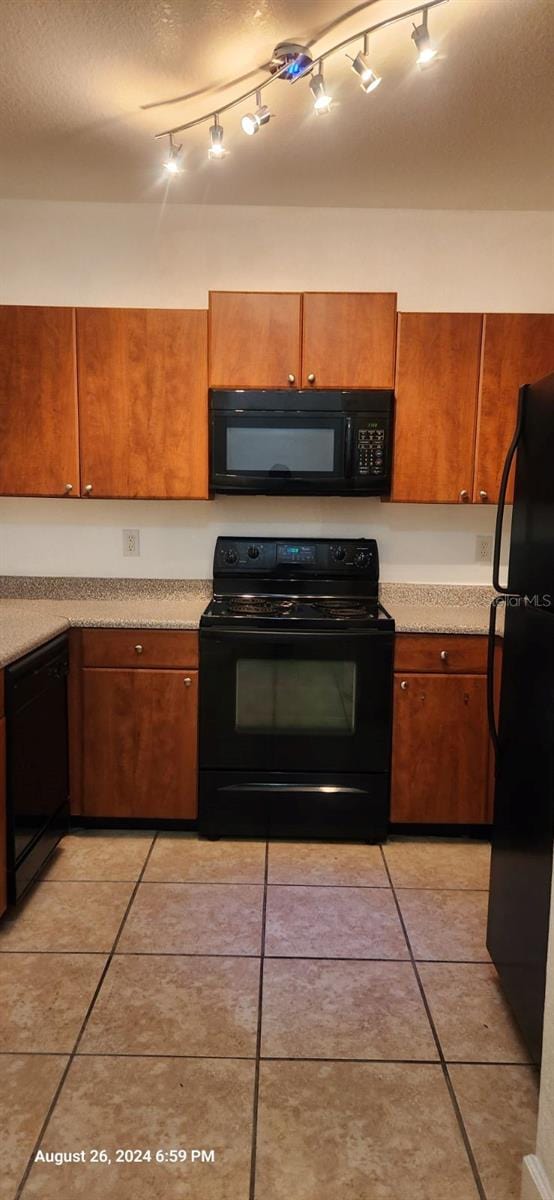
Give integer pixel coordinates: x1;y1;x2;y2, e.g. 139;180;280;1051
219;783;368;794
201;628;387;642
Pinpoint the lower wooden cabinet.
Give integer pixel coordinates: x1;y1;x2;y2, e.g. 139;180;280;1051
0;713;6;915
82;667;198;820
391;633;491;824
77;628;199;820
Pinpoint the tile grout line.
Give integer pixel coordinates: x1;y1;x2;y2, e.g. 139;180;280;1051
37;877;490;892
248;840;269;1200
13;832;159;1200
379;845;488;1200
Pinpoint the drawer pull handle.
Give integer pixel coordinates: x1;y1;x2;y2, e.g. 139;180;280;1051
64;483;73;493
287;373;296;384
184;676;192;687
459;489;469;502
307;372;316;384
400;680;409;690
479;489;488;502
440;650;448;661
135;644;143;655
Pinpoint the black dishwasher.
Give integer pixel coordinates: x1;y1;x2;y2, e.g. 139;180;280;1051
5;634;69;903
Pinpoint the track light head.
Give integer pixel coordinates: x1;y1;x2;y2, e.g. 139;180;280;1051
310;62;331;114
350;49;381;94
241;91;271;136
209;117;226;159
163;135;183;175
411;11;437;66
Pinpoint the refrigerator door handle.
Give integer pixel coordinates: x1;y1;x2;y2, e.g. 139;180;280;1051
487;598;501;756
493;385;526;593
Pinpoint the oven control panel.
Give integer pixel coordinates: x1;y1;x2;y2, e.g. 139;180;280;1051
355;420;388;478
214;537;379;577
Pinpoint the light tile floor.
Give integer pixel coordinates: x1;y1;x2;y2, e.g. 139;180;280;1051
0;832;538;1200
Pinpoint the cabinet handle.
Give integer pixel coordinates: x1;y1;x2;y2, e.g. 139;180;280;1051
479;489;488;502
64;483;73;494
134;644;143;655
84;483;93;495
184;676;192;687
459;489;469;502
400;680;409;690
287;374;296;384
307;372;316;384
440;650;448;661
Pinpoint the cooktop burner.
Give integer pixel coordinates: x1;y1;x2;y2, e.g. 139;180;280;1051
224;596;380;620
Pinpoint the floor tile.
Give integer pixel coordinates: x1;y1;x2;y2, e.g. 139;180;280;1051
255;1061;479;1200
117;883;264;955
144;834;266;883
449;1064;539;1200
0;1053;67;1200
264;885;408;959
419;962;531;1062
80;955;260;1057
0;883;134;953
384;838;491;890
43;832;154;881
261;959;437;1060
267;840;388;887
23;1056;255;1200
397;889;490;961
0;953;106;1053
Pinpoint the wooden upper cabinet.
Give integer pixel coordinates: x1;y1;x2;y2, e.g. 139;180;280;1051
77;308;208;499
473;313;554;505
209;292;302;388
391;312;483;503
301;293;397;388
0;305;79;497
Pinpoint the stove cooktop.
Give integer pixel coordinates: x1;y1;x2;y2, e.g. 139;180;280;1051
201;594;394;632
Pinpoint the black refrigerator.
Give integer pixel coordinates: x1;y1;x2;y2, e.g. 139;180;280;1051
487;371;554;1065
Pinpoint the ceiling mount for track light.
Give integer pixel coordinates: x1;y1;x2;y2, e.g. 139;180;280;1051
269;42;313;81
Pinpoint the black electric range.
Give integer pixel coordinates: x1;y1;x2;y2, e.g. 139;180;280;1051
198;536;395;841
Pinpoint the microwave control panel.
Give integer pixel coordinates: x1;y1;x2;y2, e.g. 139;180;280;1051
355;421;388;478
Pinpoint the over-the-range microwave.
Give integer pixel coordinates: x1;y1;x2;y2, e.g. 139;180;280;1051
209;389;394;496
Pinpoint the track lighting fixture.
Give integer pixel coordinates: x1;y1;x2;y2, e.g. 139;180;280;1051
241;91;271;136
310;61;331;114
163;134;183;175
208;116;226;159
152;0;449;162
411;10;437;66
349;34;381;94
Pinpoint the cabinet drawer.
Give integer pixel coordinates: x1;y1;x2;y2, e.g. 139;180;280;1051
81;628;199;669
394;634;487;674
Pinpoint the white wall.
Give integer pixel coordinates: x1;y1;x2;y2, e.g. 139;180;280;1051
522;871;554;1200
0;200;550;580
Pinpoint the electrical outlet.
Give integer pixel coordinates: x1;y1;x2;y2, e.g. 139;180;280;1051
475;535;492;563
123;529;140;557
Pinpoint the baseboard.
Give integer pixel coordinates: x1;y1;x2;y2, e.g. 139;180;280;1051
521;1156;554;1200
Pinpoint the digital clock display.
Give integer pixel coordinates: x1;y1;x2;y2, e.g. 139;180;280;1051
277;544;316;564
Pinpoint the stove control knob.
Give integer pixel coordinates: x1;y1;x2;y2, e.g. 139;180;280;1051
354;550;370;569
247;545;260;559
224;548;238;565
332;546;346;562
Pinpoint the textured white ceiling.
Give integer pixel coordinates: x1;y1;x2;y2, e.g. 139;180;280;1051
1;0;553;207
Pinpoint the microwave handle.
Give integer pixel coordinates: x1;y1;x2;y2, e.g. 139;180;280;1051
344;417;354;478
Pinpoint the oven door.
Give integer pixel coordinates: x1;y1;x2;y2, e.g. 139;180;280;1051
200;628;393;774
211;411;349;493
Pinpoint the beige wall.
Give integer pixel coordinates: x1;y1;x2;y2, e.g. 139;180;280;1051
522;873;554;1199
0;200;550;580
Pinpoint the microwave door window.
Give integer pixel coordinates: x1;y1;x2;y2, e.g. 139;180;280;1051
235;659;357;734
226;425;336;476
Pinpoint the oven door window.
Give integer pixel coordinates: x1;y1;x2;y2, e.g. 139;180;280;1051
214;415;346;481
235;659;356;734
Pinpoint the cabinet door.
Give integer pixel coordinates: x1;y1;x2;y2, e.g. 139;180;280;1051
82;668;198;819
77;308;208;498
209;292;301;387
301;293;397;388
0;717;6;916
391;674;489;823
0;306;79;497
391;313;483;503
474;313;554;504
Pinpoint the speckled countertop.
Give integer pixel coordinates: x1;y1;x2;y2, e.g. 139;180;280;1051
0;578;497;669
